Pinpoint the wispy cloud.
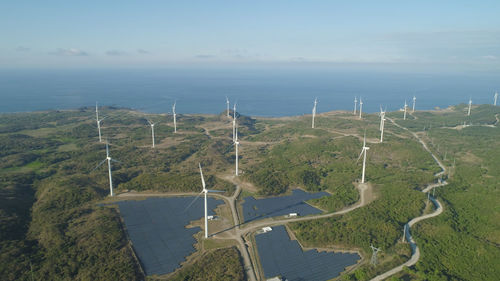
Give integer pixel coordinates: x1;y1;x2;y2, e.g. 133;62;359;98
105;50;126;56
137;49;150;54
481;55;498;60
16;46;30;52
50;48;89;56
195;54;215;59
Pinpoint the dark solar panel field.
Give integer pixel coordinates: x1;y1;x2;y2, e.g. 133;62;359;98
242;189;329;222
256;226;360;281
117;197;224;276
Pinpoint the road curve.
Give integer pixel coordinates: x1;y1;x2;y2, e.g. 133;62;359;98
369;119;448;281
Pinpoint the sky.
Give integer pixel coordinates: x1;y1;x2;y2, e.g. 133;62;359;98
1;0;500;72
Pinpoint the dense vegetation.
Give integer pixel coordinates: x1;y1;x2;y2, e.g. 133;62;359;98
1;105;498;281
395;109;500;281
167;247;244;281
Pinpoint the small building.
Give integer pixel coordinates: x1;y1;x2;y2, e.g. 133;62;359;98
262;226;273;233
288;213;298;217
207;215;214;220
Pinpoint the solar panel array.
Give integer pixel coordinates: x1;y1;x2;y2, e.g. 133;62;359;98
255;226;360;281
242;189;329;223
117;197;224;276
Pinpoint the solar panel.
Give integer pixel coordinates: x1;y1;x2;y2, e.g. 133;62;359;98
242;189;329;223
255;226;360;281
117;197;224;276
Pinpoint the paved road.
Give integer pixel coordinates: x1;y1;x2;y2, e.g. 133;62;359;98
369;119;448;281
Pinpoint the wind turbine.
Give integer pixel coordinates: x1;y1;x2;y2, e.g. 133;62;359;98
172;102;177;133
147;119;156;148
95;102;106;142
357;133;370;183
94;142;120;196
353;96;358;115
232;103;237;142
379;106;386;143
185;163;224;238
234;125;240;176
312;98;318;128
226;96;230;117
412;96;416;112
404;100;408;120
494;92;498;106
467;98;472;116
359;97;363;119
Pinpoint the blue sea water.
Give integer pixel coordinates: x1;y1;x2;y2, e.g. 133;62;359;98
0;68;498;116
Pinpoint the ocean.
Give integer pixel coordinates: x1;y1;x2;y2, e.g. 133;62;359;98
0;68;498;117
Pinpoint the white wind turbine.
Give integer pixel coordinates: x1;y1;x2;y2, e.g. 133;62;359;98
226;96;230;117
95;102;106;143
403;100;408;120
94;142;121;196
412;96;416;112
379;106;386;143
147;119;156;148
353;96;358;115
467;98;472;116
185;163;224;238
357;133;370;183
312;98;318;128
494;92;498;106
359;97;363;119
234;125;240;176
172;102;177;133
232;103;237;142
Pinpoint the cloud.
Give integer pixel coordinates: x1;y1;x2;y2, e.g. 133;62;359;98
481;55;498;60
105;50;126;56
16;46;30;52
50;48;88;56
137;49;150;54
195;54;215;59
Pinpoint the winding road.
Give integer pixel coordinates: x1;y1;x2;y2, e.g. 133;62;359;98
369;118;448;281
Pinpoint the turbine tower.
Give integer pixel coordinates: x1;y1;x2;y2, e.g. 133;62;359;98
172;102;177;133
494;92;498;106
226;96;230;117
234;125;240;176
379;106;386;143
147;119;155;148
412;96;416;112
404;100;408;120
95;102;106;143
353;96;358;115
359;97;363;119
357;134;370;183
312;98;318;128
94;142;120;196
467;98;472;116
186;164;224;238
370;245;381;266
232;103;237;142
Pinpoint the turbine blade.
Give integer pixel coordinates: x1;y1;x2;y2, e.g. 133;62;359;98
91;159;107;172
184;191;204;212
106;142;109;157
199;163;206;189
111;158;122;164
356;149;364;163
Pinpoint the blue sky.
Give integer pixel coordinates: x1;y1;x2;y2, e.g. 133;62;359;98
1;1;500;71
